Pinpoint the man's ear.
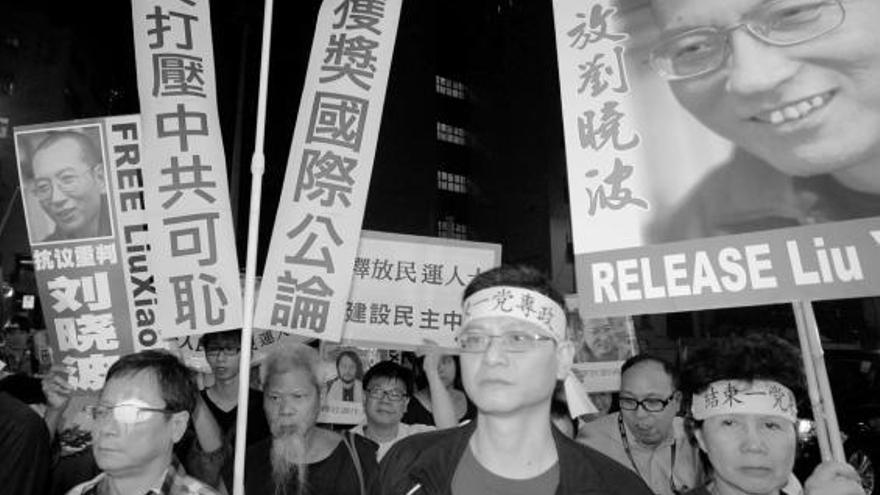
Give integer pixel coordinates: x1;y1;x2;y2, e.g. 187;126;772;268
170;411;190;443
91;163;106;188
694;427;708;453
556;340;575;380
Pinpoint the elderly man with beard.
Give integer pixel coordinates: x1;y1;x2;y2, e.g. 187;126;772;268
220;342;377;495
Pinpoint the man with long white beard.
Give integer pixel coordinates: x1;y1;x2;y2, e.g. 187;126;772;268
220;342;377;495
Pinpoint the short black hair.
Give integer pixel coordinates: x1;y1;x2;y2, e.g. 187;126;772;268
200;329;242;350
621;353;679;390
680;333;805;403
363;361;414;397
463;265;564;308
104;350;197;415
26;131;102;180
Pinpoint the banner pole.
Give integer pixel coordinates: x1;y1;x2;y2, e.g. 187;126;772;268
792;301;832;462
233;0;274;493
799;300;846;463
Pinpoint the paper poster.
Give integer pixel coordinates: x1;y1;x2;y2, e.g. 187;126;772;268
551;0;880;317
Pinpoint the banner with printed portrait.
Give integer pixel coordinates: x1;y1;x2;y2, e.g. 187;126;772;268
255;0;403;342
14;115;163;394
551;0;880;318
131;0;243;338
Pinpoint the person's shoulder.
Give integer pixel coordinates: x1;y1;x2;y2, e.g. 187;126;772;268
382;423;466;466
171;471;222;495
399;422;435;437
64;473;104;495
576;412;619;443
557;431;653;493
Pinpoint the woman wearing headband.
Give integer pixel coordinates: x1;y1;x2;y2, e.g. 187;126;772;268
680;333;863;495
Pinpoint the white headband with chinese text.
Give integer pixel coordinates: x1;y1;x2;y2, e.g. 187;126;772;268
460;286;567;341
691;379;798;422
459;286;597;417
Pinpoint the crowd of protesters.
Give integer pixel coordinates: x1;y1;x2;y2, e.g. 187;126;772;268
0;265;868;495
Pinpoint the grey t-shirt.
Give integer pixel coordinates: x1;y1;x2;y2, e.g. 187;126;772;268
451;445;560;495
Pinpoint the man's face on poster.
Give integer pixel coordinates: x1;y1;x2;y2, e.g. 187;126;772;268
337;354;358;384
652;0;880;186
31;135;105;239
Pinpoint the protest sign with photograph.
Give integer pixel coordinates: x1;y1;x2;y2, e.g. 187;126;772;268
14;116;161;394
551;0;880;318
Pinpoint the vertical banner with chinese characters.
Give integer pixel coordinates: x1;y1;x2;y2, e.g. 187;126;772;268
254;0;403;342
14;116;152;392
341;231;501;349
131;0;243;338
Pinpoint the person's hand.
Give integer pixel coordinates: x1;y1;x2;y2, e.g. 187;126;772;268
418;339;443;379
804;460;866;495
41;364;73;411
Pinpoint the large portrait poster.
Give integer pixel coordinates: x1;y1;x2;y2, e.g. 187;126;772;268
551;0;880;318
14;115;163;394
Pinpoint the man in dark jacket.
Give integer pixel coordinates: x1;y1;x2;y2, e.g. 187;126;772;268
375;265;652;494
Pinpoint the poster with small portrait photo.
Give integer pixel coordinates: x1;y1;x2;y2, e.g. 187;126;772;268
15;124;114;245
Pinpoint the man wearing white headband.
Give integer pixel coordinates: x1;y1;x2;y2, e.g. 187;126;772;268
376;265;652;494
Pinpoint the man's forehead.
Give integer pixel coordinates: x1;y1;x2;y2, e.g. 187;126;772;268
463;315;551;335
651;0;758;30
33;138;90;169
367;376;406;391
620;360;674;393
102;371;162;402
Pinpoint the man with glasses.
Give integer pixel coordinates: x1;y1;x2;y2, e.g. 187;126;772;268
578;355;702;495
376;265;652;494
647;0;880;243
67;350;219;494
25;130;112;243
199;329;269;444
351;354;456;461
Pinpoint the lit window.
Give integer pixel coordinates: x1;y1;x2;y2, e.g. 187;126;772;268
437;171;468;193
437;216;468;240
435;75;467;99
437;122;466;145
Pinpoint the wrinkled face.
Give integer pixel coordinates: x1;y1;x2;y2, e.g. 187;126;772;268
696;413;796;495
363;377;409;427
437;355;457;388
460;316;571;416
337;355;358;384
31;138;105;237
619;361;679;447
653;0;880;181
264;369;320;438
92;371;186;478
204;340;241;382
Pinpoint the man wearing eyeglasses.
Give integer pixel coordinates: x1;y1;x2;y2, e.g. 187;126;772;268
376;265;652;495
646;0;880;243
67;350;219;495
26;131;112;243
351;353;456;461
577;355;702;495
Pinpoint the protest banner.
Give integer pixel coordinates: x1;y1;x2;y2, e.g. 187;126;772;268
551;0;876;461
131;0;242;338
14;115;163;393
254;0;403;343
565;294;636;393
341;230;501;350
551;1;880;319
